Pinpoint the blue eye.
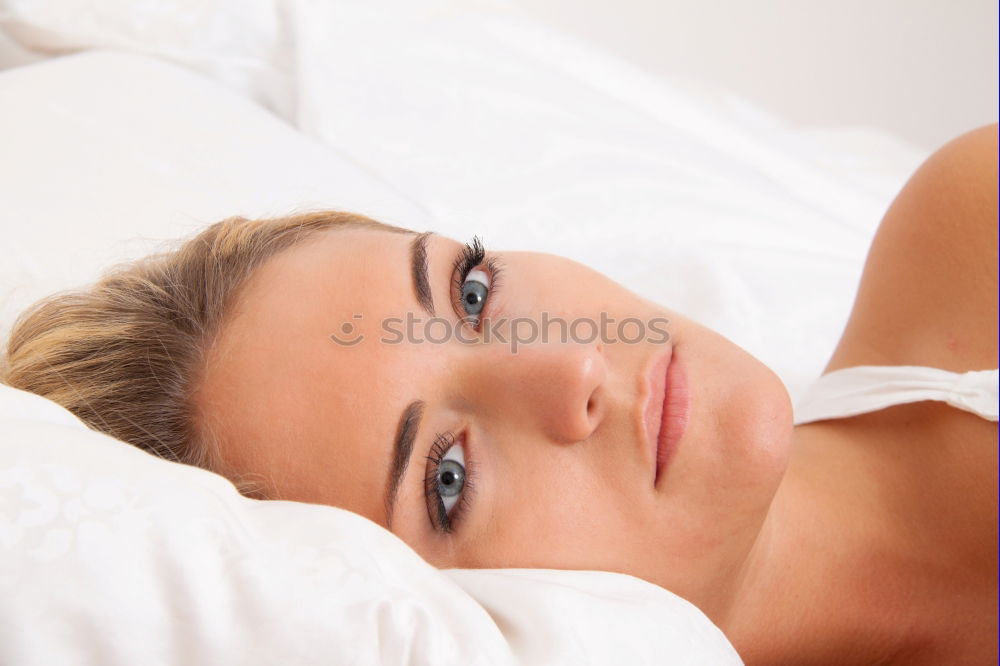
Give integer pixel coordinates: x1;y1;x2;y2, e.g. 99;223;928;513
460;269;491;323
435;443;466;515
425;433;473;534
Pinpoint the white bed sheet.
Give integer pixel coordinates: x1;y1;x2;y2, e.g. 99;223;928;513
1;0;928;399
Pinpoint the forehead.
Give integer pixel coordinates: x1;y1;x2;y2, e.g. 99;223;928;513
196;227;426;518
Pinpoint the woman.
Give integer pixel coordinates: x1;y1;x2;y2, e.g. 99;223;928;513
3;124;996;664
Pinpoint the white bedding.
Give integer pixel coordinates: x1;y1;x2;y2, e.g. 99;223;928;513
0;1;929;663
1;382;740;665
0;0;927;399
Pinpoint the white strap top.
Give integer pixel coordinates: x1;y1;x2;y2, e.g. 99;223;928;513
794;366;1000;425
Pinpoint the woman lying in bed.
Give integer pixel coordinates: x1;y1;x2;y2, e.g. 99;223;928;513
4;123;996;664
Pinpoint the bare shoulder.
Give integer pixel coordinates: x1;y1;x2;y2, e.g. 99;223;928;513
826;123;998;373
821;122;998;544
802;125;998;665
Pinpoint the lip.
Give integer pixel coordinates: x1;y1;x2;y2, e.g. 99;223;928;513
641;346;691;487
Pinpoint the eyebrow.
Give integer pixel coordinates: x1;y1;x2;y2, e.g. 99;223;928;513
384;233;437;529
410;232;435;316
385;400;425;529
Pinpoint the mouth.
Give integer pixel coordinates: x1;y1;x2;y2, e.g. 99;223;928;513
641;345;691;487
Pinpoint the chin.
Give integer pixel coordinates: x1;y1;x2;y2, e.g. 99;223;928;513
668;320;794;529
732;360;795;496
646;333;793;606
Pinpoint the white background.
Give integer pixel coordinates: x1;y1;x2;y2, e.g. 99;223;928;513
512;0;999;151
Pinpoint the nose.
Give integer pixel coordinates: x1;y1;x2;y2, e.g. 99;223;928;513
459;339;607;443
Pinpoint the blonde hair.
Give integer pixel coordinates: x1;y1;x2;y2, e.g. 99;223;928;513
2;210;409;495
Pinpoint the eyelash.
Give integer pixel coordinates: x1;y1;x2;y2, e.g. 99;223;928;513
421;238;497;535
451;236;503;329
423;431;476;534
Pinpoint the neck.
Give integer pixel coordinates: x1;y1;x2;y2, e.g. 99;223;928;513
710;421;917;664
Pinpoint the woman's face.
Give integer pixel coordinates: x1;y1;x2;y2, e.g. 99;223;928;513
197;227;793;607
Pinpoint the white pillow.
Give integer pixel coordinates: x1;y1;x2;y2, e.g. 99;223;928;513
0;383;742;665
0;50;427;340
0;0;294;117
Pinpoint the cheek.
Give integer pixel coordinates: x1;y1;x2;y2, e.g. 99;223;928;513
458;450;638;570
502;253;637;318
479;489;678;584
